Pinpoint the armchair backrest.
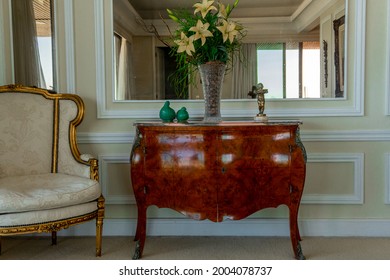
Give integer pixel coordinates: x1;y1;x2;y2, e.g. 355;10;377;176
0;85;90;178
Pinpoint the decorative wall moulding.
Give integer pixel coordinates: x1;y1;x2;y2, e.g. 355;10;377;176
78;132;134;144
96;152;364;206
386;153;390;204
99;154;135;205
386;0;390;115
302;130;390;142
77;129;390;144
63;0;76;93
302;153;364;204
0;4;6;84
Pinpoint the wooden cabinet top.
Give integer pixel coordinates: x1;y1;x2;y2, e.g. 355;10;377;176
133;120;302;128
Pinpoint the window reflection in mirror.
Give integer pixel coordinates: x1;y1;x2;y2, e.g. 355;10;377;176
113;0;345;101
12;0;55;90
257;42;320;99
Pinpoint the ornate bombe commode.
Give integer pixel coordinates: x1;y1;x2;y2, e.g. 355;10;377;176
130;120;306;260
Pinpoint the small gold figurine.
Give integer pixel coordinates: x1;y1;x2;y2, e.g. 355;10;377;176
253;83;268;122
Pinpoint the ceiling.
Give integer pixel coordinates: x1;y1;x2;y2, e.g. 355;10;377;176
128;0;306;19
118;0;344;41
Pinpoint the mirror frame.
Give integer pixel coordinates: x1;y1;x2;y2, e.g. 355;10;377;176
0;2;6;83
333;15;345;98
387;0;390;116
95;0;366;119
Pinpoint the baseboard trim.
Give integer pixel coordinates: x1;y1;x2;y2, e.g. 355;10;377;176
55;218;390;237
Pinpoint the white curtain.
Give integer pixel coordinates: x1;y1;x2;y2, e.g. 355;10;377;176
231;43;257;99
115;34;134;100
12;0;46;88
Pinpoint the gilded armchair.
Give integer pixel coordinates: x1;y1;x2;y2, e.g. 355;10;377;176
0;85;104;256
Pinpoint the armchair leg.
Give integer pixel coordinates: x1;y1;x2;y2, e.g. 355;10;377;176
51;231;57;245
96;195;105;257
96;217;103;256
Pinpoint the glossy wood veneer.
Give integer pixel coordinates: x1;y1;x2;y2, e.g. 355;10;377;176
130;121;306;259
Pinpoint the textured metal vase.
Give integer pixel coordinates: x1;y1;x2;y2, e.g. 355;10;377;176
198;61;226;123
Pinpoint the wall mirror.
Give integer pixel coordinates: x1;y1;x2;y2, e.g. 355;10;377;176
97;0;365;118
113;0;346;101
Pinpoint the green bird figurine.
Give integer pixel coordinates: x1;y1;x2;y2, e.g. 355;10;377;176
159;101;176;122
176;107;189;123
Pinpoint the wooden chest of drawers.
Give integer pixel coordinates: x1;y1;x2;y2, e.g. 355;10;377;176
130;121;306;259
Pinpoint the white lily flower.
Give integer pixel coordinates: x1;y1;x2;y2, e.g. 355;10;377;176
217;20;238;43
189;20;213;46
193;0;217;18
174;32;196;56
217;3;227;18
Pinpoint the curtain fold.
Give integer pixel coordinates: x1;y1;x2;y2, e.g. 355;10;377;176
115;34;134;100
12;0;46;88
231;43;257;99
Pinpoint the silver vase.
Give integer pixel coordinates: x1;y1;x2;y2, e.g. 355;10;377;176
198;61;226;123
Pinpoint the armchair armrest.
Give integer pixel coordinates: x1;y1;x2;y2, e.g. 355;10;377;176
58;149;99;180
80;154;99;181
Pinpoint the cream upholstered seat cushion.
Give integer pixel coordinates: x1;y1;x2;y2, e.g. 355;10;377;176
0;173;101;214
0;202;98;227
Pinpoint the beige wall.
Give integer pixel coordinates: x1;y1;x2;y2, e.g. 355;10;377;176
1;0;390;235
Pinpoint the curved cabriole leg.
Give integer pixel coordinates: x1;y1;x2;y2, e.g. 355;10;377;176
133;204;147;260
289;204;305;260
134;206;142;242
134;221;140;242
297;227;302;241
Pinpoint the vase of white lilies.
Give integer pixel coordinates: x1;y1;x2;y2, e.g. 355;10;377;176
167;0;245;122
